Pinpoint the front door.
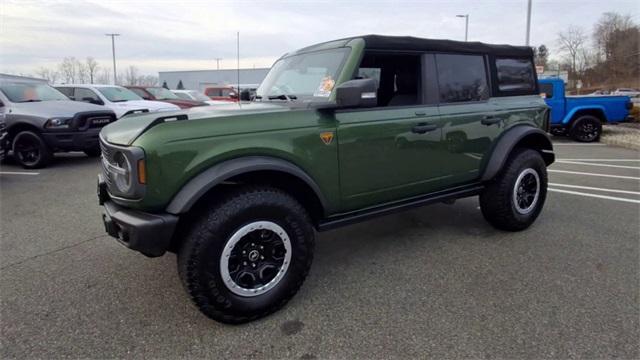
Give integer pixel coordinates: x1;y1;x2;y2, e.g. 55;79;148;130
335;53;446;211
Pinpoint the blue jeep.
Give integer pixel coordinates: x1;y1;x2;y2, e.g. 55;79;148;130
539;78;634;142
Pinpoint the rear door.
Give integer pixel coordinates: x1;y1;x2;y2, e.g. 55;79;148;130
435;53;501;183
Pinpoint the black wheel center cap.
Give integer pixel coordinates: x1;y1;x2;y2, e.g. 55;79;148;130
248;250;260;262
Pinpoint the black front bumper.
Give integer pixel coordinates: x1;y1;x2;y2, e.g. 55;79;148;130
98;175;178;257
42;128;102;151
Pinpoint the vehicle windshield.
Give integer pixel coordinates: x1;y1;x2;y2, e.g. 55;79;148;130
146;87;180;100
97;86;143;102
0;82;69;103
256;48;350;101
188;91;212;101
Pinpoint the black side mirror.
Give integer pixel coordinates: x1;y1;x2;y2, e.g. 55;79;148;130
335;79;377;108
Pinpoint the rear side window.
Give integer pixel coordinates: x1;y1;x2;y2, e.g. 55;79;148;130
435;54;489;103
206;88;222;96
496;58;536;92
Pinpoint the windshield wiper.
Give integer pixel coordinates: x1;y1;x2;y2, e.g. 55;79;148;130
111;99;129;102
268;94;297;101
19;99;43;103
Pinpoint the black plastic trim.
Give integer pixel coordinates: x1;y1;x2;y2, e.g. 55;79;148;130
480;126;554;181
165;156;328;215
317;183;483;231
102;199;178;258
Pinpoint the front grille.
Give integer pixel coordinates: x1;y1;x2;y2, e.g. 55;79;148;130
87;115;113;128
100;137;114;188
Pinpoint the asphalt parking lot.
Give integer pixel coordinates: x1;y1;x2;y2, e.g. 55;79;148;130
1;139;638;359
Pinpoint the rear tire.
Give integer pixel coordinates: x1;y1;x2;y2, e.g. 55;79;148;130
569;115;602;142
177;186;315;324
480;148;548;231
12;131;52;169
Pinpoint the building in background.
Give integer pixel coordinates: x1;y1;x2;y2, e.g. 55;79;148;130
159;68;270;91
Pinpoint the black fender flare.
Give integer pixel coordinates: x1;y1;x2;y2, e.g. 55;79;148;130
480;126;554;182
165;156;328;215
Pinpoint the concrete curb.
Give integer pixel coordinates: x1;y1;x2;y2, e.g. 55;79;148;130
601;125;640;151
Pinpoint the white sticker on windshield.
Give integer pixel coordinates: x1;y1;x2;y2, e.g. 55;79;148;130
314;76;335;97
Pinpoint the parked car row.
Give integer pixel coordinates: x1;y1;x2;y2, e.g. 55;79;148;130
0;76;117;168
0;75;253;168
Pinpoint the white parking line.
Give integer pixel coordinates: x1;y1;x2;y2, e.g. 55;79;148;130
0;171;40;176
549;188;640;204
557;159;640;162
549;183;640;196
549;169;640;180
555;160;640;170
553;143;607;146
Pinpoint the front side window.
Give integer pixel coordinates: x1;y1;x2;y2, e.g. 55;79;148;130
56;87;74;98
436;54;489;103
146;87;180;100
355;53;422;107
205;88;222;97
74;88;100;103
129;88;149;99
0;82;69;103
496;58;536;92
257;48;350;101
97;87;143;102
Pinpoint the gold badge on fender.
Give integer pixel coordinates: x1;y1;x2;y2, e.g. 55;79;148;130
320;131;334;145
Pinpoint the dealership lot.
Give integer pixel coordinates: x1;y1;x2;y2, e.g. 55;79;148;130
1;140;638;359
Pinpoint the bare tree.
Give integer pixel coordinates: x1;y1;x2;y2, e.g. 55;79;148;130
58;57;79;83
124;66;139;86
593;12;634;62
557;26;587;79
86;57;99;83
137;75;159;86
96;68;111;84
77;61;88;83
34;67;60;83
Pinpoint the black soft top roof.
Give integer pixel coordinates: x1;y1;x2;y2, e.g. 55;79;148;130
294;34;533;58
358;35;533;57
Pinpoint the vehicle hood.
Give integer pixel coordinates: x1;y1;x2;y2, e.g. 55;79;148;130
9;100;108;118
111;100;180;111
156;98;208;108
100;101;294;146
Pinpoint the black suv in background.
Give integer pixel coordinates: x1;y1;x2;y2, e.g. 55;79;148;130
0;76;116;168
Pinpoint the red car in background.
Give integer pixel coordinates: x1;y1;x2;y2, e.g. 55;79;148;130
126;86;208;109
204;85;238;102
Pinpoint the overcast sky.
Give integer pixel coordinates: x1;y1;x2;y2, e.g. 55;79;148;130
1;0;638;76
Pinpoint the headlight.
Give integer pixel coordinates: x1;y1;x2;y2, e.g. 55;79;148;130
113;151;132;193
45;117;72;129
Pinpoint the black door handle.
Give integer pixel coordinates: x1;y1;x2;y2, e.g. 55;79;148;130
415;111;426;116
481;116;501;126
411;123;438;134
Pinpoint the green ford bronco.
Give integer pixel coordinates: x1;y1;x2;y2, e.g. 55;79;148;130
98;35;554;323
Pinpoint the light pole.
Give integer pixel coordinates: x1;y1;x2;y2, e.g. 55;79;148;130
525;0;532;46
105;33;120;84
456;14;469;42
214;58;222;70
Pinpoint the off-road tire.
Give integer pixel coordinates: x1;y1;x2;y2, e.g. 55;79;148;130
480;148;547;231
569;115;602;142
84;147;101;157
177;186;315;324
12;131;52;169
